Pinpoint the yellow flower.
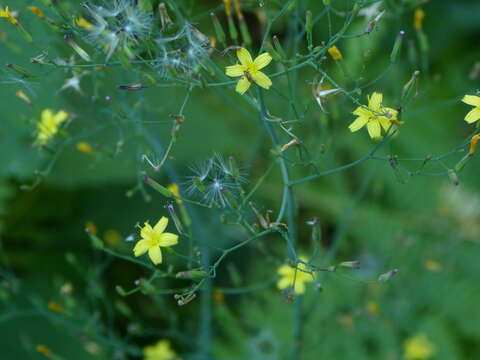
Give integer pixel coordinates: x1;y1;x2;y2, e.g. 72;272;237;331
413;8;425;31
276;257;313;295
85;221;98;235
37;109;68;146
349;92;398;140
28;6;44;19
35;344;53;357
462;94;480;124
167;183;183;204
104;229;121;246
424;259;442;272
134;217;178;265
143;340;177;360
47;301;64;313
0;6;18;24
225;47;272;94
76;17;93;30
76;141;94;155
328;45;343;60
366;301;379;316
403;333;435;360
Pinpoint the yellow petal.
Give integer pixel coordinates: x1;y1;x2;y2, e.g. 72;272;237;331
253;53;272;70
349;116;368;132
367;121;381;139
225;64;245;77
133;239;150;257
462;95;480;107
148;246;162;265
277;265;293;276
378;117;391;132
368;92;383;111
352;106;372;117
294;280;306;295
277;277;292;290
383;107;398;120
252;71;272;89
53;110;68;125
159;233;178;247
465;108;480;124
153;217;168;233
141;222;154;239
41;109;53;122
237;48;253;66
235;76;251;94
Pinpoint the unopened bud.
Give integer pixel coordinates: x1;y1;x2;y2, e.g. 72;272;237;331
469;134;480;156
273;35;286;59
211;13;226;45
144;176;174;198
390;30;405;63
6;63;33;78
158;3;173;29
117;83;148;91
64;35;91;62
378;268;398;283
281;139;300;152
176;270;208;279
339;261;361;269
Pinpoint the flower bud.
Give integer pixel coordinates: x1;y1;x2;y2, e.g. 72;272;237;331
176;270;209;279
378;268;398;283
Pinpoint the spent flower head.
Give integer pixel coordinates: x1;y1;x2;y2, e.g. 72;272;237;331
185;154;245;207
134;217;179;265
349;92;398;140
225;48;273;94
461;94;480;124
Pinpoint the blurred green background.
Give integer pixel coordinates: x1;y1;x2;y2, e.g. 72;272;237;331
1;0;479;359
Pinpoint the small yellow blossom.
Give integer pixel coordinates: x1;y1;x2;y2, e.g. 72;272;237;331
27;6;44;19
213;289;225;304
104;229;121;246
349;92;398;140
35;344;53;357
76;141;94;155
225;47;273;94
276;257;314;295
424;259;442;272
403;333;435;360
366;301;379;316
37;109;69;146
134;217;179;265
0;6;18;24
413;8;425;31
76;17;93;30
47;301;64;312
168;183;183;204
85;221;98;235
462;94;480;124
338;314;354;329
144;340;177;360
328;45;343;60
